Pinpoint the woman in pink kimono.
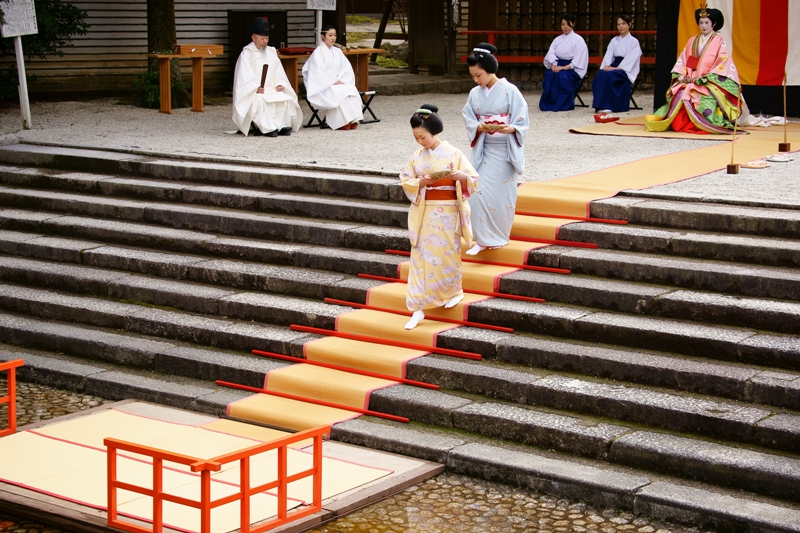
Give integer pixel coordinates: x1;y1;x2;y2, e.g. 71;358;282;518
400;104;479;330
646;5;741;134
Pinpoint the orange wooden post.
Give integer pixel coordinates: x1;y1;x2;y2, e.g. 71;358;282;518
0;359;23;438
240;456;251;533
201;470;212;533
312;434;323;506
278;446;287;519
107;444;118;526
153;458;163;533
158;57;172;114
191;57;205;112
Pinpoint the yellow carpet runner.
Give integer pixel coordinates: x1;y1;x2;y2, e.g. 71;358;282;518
228;122;800;431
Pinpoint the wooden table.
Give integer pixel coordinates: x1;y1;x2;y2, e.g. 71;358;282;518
147;44;223;114
279;47;385;94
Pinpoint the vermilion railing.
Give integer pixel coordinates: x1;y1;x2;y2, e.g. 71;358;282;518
105;424;330;533
0;359;24;438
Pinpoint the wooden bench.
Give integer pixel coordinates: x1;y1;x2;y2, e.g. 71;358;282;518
303;90;380;128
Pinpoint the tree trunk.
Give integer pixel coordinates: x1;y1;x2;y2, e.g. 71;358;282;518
147;0;188;107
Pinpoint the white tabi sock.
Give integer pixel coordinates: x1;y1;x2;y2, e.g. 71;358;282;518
444;293;464;309
466;244;486;255
404;310;425;330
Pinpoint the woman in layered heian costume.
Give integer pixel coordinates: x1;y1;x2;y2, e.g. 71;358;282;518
646;4;741;134
462;43;529;256
301;25;364;130
592;14;642;113
400;104;479;330
539;13;589;112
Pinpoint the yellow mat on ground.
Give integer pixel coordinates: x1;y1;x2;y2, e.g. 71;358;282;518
304;336;429;379
511;215;578;240
227;393;360;432
398;261;520;293
570;117;800;140
35;410;260;473
264;364;396;410
200;418;292;444
0;431;294;533
517;127;800;222
336;309;458;347
366;282;489;321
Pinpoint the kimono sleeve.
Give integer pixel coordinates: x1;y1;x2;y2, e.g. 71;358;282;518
462;90;481;145
400;155;423;204
453;149;479;198
507;85;529;175
618;37;642;83
571;34;589;78
599;39;616;70
543;37;558;69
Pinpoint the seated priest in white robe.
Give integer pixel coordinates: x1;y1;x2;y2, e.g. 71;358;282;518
232;17;302;137
301;25;363;130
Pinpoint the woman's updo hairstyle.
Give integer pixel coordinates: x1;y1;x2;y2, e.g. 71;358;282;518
466;42;499;74
561;13;576;27
321;24;336;35
410;104;444;135
617;14;632;26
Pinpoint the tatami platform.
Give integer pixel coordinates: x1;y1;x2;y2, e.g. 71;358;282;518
0;400;443;533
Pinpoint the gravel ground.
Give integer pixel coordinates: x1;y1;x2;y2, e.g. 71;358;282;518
2;91;797;206
0;379;708;533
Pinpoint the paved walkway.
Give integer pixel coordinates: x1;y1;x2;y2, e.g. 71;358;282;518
1;86;797;209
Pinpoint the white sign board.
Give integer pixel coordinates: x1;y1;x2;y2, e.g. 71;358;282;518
307;0;335;11
1;0;38;38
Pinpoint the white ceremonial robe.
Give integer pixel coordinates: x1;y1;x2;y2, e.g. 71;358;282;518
302;44;363;130
543;31;589;78
462;78;530;248
232;42;302;136
600;34;642;83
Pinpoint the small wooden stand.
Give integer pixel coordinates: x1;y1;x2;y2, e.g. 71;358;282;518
147;44;223;114
727;163;740;174
728;89;741;174
779;71;791;152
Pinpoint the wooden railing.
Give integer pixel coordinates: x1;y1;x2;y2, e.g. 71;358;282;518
0;359;24;438
459;30;657;65
105;424;330;533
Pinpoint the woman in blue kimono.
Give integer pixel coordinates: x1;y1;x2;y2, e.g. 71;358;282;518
592;14;642;113
539;13;589;112
462;43;530;255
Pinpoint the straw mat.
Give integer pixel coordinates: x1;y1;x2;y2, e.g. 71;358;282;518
516;127;800;221
227;393;360;432
264;364;396;410
366;282;490;321
398;261;520;293
304;336;429;378
336;308;458;347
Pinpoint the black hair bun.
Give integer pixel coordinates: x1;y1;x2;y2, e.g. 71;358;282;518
420;104;439;114
474;42;497;55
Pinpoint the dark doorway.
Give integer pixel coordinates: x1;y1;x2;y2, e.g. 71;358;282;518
228;11;288;86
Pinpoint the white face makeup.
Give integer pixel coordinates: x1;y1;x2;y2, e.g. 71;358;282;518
698;17;714;35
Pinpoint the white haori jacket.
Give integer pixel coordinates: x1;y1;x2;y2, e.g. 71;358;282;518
302;43;363;129
232;42;302;135
543;31;589;78
600;33;642;83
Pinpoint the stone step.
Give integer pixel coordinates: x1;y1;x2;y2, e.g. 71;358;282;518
3;231;800;374
592;196;800;239
5;347;800;531
0;144;404;202
3;254;799;413
528;245;800;302
559;221;800;268
0;165;409;228
0;187;409;252
6;209;800;344
3;338;800;506
1;282;798;455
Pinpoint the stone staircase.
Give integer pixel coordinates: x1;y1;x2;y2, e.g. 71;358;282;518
1;142;800;532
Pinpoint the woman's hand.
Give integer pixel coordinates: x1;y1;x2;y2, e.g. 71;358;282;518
446;170;470;184
500;125;516;134
418;176;434;187
551;64;560;72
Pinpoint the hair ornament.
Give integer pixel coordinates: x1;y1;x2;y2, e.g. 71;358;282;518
699;2;709;18
415;108;433;116
472;47;491;55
